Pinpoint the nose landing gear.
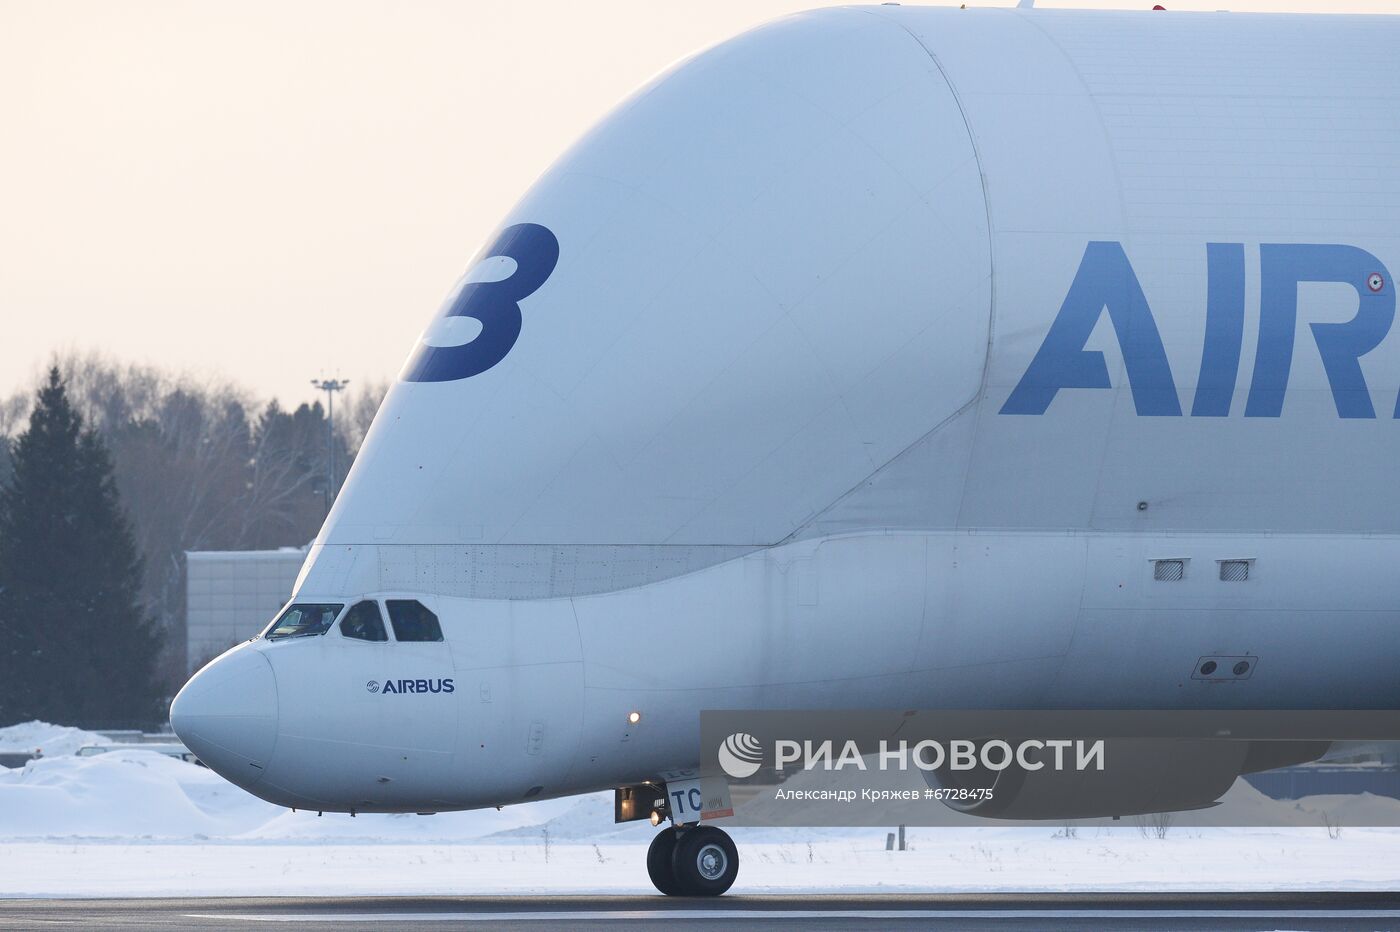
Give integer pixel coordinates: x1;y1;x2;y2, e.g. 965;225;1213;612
646;824;738;896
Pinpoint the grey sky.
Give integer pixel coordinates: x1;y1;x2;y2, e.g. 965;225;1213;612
1;0;1394;406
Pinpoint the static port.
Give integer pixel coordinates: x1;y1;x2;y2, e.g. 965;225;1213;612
1233;660;1250;676
1200;660;1218;675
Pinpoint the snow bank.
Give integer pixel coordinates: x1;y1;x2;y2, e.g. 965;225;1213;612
0;748;281;839
0;721;109;757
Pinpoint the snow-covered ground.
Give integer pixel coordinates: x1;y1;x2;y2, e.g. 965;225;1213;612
1;721;1398;898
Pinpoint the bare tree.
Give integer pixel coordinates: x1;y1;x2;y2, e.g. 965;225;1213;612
1134;812;1174;839
236;400;324;548
339;379;390;454
0;394;30;438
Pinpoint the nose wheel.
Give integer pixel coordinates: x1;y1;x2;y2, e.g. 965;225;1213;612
646;825;738;896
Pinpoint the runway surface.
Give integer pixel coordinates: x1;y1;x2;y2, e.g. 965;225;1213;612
3;893;1400;930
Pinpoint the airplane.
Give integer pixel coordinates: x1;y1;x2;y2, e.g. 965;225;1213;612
170;4;1400;897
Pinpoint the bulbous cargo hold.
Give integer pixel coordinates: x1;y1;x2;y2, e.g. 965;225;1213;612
299;7;993;599
299;4;1400;602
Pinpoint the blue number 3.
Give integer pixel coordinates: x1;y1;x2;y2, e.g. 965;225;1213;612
402;223;560;383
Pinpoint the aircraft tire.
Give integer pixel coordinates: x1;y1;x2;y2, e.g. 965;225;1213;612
646;828;684;895
669;825;738;896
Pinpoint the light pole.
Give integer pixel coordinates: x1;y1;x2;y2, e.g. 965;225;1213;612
310;377;349;515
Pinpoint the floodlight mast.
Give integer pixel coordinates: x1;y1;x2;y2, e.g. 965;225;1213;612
310;377;349;515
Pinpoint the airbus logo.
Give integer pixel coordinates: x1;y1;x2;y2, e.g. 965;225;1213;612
365;677;456;695
718;732;764;779
1002;242;1395;419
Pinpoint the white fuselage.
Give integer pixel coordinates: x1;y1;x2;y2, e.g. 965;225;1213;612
172;6;1400;815
239;529;1400;813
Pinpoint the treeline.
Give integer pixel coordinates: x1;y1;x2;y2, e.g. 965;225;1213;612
0;354;385;723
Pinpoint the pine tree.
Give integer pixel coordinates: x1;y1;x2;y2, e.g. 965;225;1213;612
0;368;162;725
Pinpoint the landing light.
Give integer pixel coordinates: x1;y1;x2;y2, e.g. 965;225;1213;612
627;711;642;725
649;809;663;827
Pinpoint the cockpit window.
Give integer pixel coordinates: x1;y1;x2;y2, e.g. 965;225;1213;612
341;600;387;642
265;602;343;640
386;600;443;642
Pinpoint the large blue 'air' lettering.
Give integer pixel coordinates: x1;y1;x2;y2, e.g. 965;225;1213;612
1000;241;1180;416
1244;244;1395;418
1002;242;1394;418
402;223;560;383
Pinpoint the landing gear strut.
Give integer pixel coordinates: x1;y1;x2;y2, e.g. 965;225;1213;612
647;824;738;896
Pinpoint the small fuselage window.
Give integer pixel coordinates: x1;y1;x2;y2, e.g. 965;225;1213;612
265;603;344;640
387;599;444;642
341;600;388;642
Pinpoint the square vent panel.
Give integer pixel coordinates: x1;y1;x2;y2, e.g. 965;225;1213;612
1153;559;1185;581
1219;560;1251;582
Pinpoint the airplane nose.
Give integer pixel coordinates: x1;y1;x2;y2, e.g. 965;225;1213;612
170;645;278;787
